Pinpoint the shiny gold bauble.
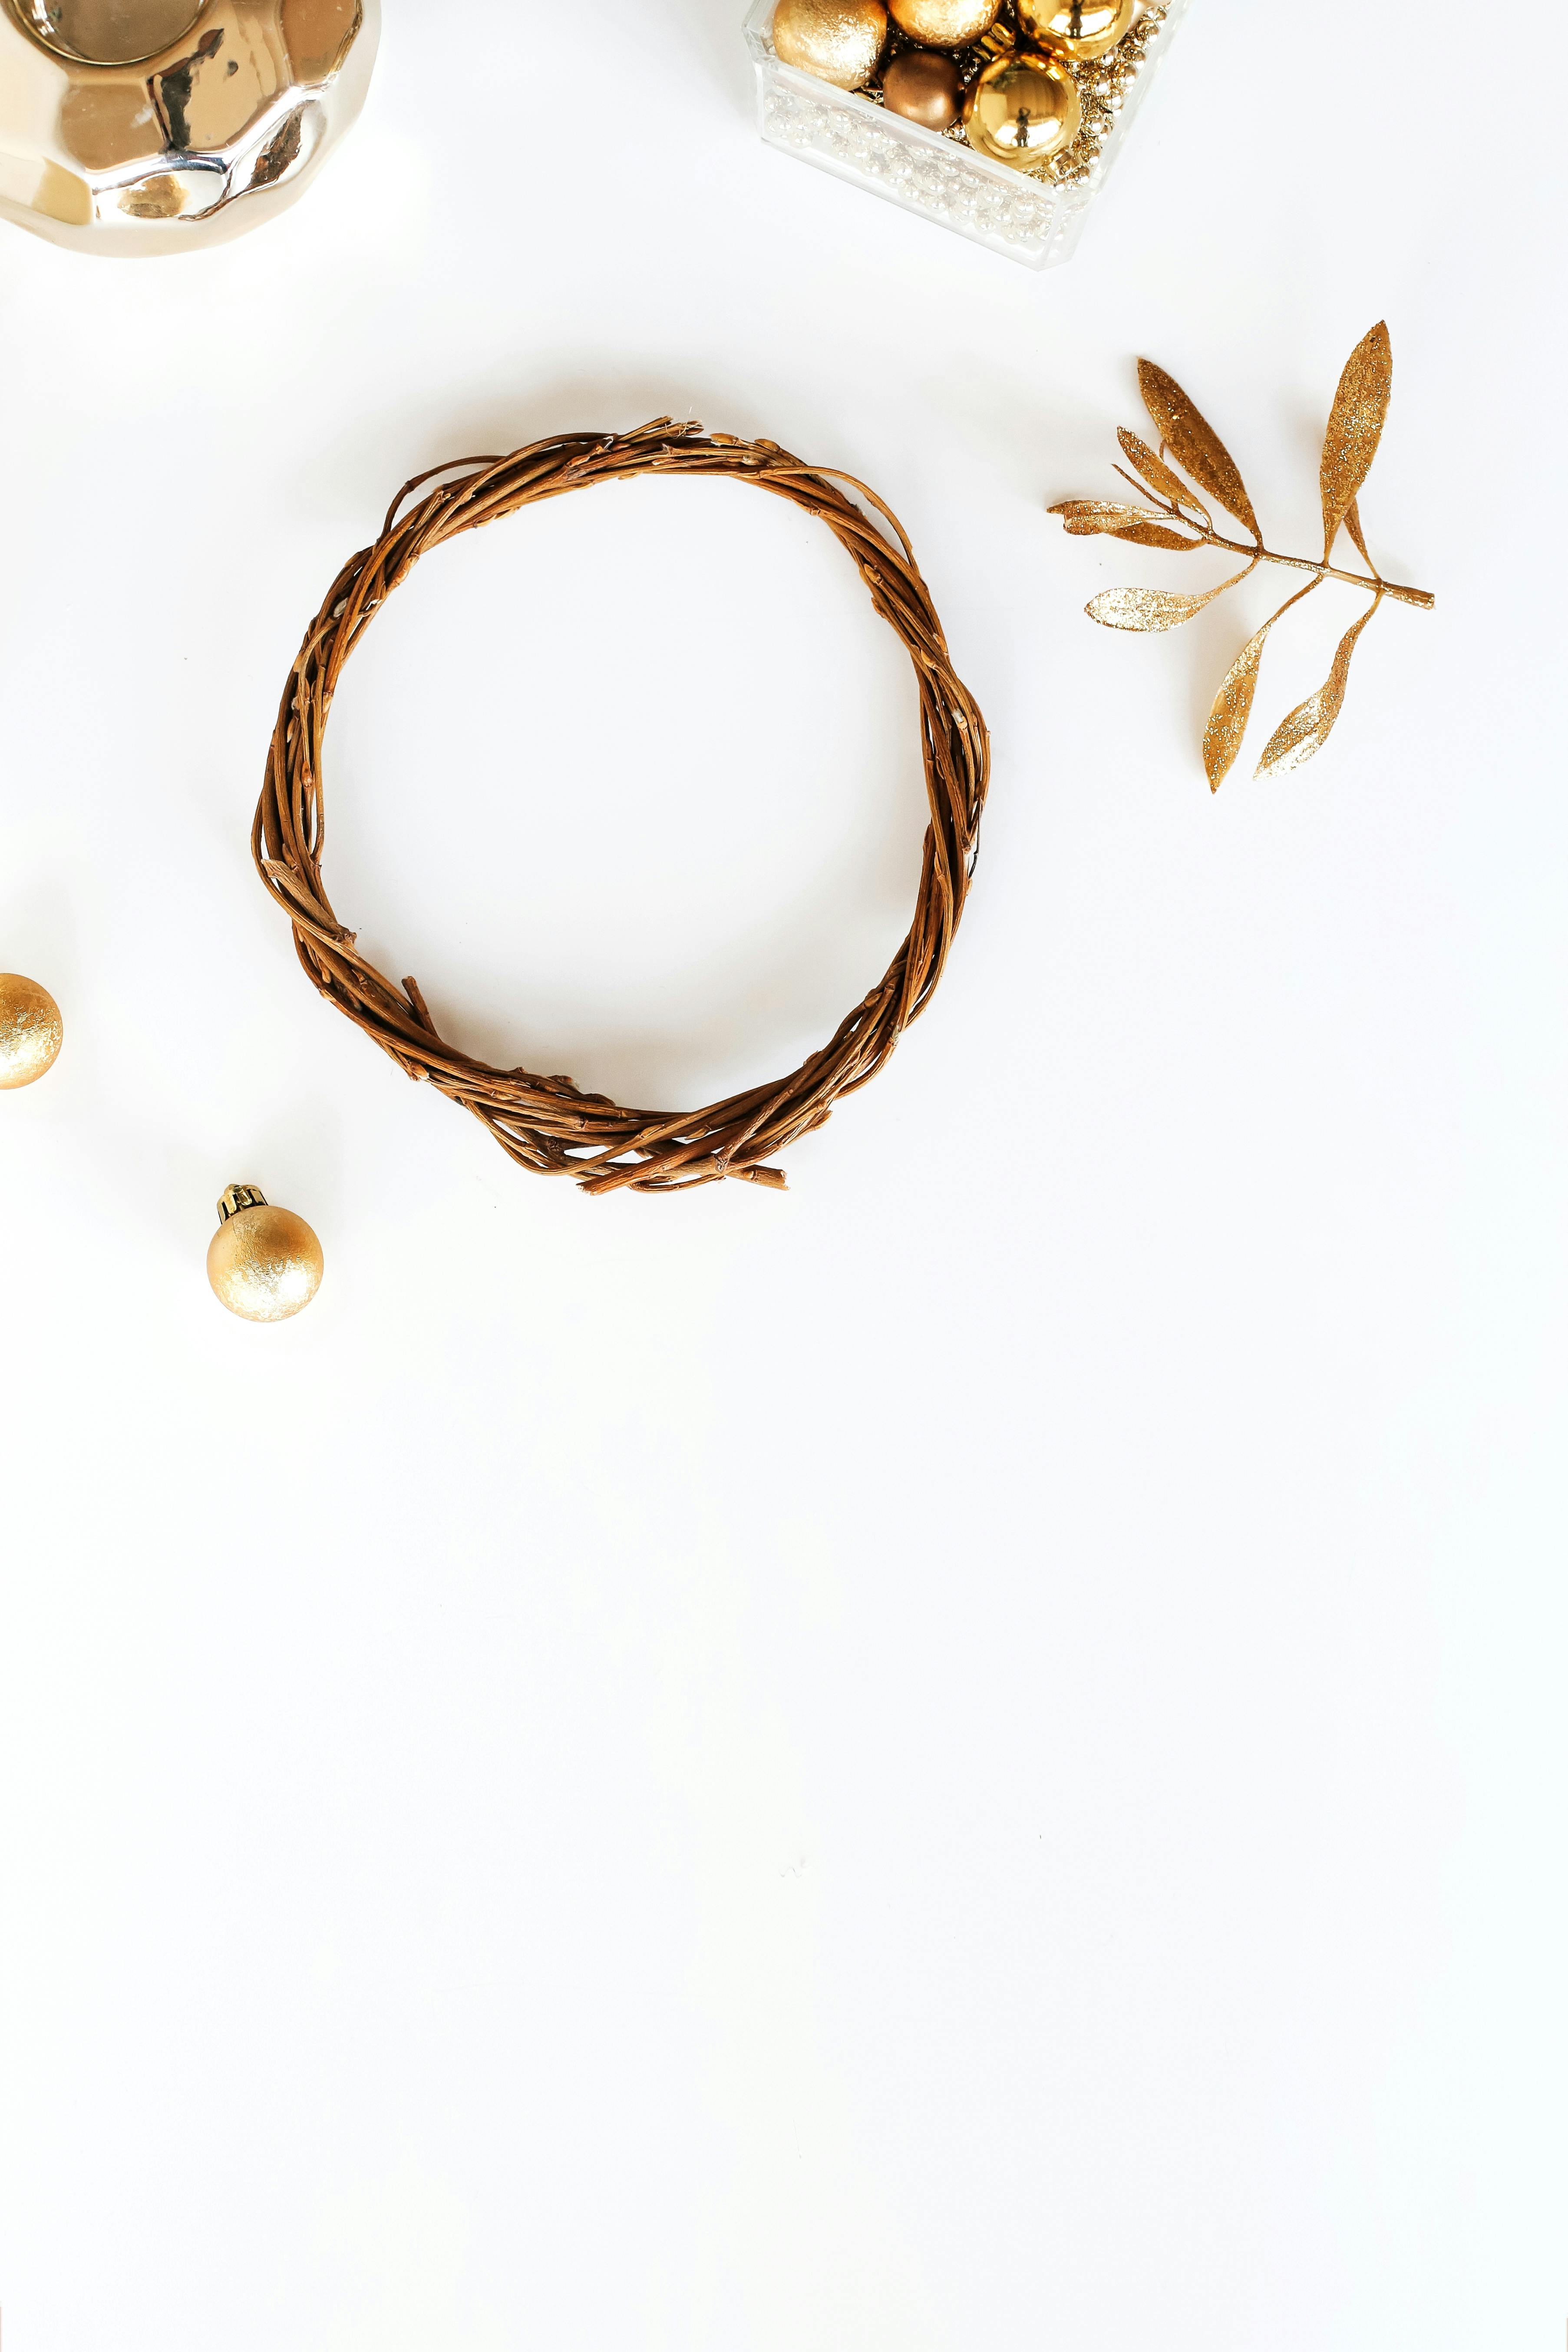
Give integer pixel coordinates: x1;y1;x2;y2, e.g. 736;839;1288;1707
771;0;887;89
10;0;207;64
886;0;1000;46
0;0;380;255
1015;0;1136;60
881;45;963;128
207;1185;324;1323
963;50;1080;167
0;972;63;1088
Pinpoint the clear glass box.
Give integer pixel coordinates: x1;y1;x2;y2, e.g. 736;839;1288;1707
744;0;1191;270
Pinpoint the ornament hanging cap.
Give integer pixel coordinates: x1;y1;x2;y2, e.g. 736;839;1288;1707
217;1184;269;1226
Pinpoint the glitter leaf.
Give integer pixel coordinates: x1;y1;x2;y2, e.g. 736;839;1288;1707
1254;591;1384;778
1112;522;1205;551
1088;588;1207;631
1088;562;1254;633
1050;499;1161;533
1049;498;1201;551
1137;362;1261;543
1320;323;1392;563
1116;429;1211;525
1202;579;1321;792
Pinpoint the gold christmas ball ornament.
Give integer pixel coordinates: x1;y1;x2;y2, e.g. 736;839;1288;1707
771;0;887;89
0;0;380;255
964;50;1080;167
881;45;963;129
207;1184;324;1323
1015;0;1136;60
0;972;63;1089
886;0;1000;46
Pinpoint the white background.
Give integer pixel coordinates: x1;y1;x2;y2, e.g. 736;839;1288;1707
1;3;1564;2346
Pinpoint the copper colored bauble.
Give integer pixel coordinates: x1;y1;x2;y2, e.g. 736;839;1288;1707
887;0;1000;46
207;1184;324;1322
1015;0;1136;60
771;0;887;88
0;972;63;1088
881;45;963;128
963;50;1079;167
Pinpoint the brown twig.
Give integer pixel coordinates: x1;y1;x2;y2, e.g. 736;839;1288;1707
254;420;990;1198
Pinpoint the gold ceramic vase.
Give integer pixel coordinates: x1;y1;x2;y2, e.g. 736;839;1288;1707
0;0;378;253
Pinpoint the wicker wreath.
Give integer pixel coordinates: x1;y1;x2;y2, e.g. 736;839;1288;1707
255;420;990;1196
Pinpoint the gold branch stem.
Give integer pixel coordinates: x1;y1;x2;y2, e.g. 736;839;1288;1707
1201;529;1432;610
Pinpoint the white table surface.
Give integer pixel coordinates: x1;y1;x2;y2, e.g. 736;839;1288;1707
2;4;1563;2347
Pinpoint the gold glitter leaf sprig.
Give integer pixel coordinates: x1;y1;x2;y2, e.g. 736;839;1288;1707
1050;326;1434;790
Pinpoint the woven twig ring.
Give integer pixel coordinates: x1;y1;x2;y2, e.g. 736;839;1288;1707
255;420;990;1197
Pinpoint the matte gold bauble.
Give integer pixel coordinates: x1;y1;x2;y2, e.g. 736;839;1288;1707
1015;0;1136;60
963;51;1080;167
881;45;963;128
0;972;63;1088
772;0;888;88
207;1185;324;1323
887;0;1000;46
